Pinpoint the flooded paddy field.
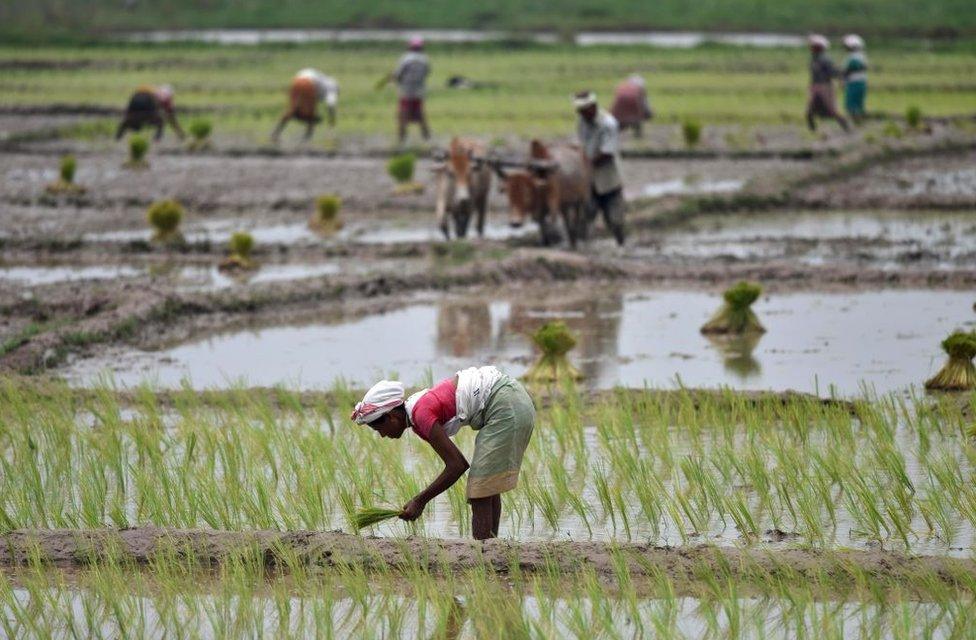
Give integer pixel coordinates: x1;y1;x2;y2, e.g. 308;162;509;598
3;36;976;639
63;287;976;397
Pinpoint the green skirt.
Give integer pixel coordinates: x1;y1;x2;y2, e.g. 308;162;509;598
466;377;536;499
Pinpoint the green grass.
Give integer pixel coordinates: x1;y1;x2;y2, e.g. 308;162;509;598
1;42;975;139
3;0;976;39
0;381;974;552
1;544;976;638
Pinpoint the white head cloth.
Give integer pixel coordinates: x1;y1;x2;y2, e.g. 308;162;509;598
350;380;404;424
573;91;597;109
808;34;829;50
628;74;646;88
843;34;864;50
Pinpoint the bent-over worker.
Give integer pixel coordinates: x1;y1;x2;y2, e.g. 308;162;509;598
610;74;653;137
271;68;339;142
351;366;535;541
115;84;184;141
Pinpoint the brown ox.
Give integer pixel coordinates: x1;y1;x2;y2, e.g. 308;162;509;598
496;140;590;247
434;137;492;239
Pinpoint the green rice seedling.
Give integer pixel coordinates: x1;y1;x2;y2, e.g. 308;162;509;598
145;199;184;244
388;153;424;194
523;320;583;383
310;194;343;235
352;507;401;530
925;331;976;391
219;231;257;271
906;105;923;130
125;133;150;169
187;118;213;151
700;281;765;335
45;154;86;195
682;118;702;148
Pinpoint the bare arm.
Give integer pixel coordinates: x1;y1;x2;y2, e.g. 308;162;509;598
400;422;469;520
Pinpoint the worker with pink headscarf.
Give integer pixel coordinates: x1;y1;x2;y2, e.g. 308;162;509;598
350;366;536;541
115;84;185;141
384;36;432;144
805;35;850;132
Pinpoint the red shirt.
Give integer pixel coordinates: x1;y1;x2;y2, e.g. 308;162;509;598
410;378;457;441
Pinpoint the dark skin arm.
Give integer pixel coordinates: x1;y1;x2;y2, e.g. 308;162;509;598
592;152;615;166
401;422;470;520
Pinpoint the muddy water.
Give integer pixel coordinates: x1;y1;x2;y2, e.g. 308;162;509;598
65;288;976;396
123;28;805;48
6;584;960;639
644;209;976;266
0;264;143;285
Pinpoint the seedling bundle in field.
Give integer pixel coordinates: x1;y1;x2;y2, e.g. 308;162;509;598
925;331;976;391
310;194;343;235
146;199;184;244
524;321;583;383
187;118;213;151
125;134;150;169
701;281;765;335
219;231;256;271
44;154;86;195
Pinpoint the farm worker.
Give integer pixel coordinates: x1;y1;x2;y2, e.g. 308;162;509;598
350;366;535;541
115;85;184;141
842;34;868;124
575;90;627;246
390;36;431;144
805;35;850;132
610;74;653;137
271;68;339;143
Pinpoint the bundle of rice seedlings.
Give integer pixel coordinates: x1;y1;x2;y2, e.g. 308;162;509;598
906;105;923;130
146;199;184;244
45;155;86;195
219;231;257;272
524;321;583;383
187;118;213;151
352;507;401;530
682;119;702;148
309;194;343;235
924;331;976;391
125;134;150;169
388;153;423;194
700;281;766;335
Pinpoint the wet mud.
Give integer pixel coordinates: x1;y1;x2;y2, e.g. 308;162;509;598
3;527;973;595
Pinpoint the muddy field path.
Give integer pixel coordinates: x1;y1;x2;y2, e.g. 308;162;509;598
3;527;974;598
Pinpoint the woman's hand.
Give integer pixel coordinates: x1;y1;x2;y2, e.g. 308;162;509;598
400;497;426;521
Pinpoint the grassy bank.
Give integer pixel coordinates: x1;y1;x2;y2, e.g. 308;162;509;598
3;0;976;39
2;42;975;140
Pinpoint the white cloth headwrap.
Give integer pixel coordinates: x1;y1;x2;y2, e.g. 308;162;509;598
573;92;597;109
350;380;404;424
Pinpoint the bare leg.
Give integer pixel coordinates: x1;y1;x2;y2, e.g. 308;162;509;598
303;121;315;141
491;494;501;537
806;109;817;132
115;119;130;141
397;113;407;144
271;112;292;143
420;117;431;141
835;114;851;132
470;496;495;540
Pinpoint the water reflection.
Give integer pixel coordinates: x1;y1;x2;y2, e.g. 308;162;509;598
705;333;763;379
436;301;491;357
503;291;623;382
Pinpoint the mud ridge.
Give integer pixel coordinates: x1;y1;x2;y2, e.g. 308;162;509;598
3;527;974;594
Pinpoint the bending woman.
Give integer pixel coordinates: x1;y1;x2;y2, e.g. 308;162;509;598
350;366;535;540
